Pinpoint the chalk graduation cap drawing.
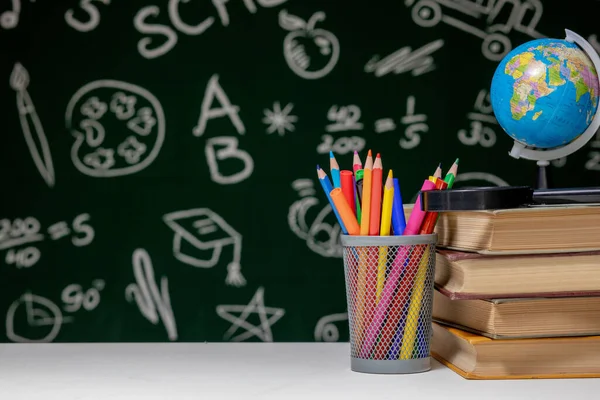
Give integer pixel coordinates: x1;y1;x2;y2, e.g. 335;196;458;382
163;208;245;287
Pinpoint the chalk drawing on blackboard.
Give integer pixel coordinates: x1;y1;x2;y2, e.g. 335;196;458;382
117;136;147;164
9;62;55;188
216;286;285;342
65;0;110;32
65;80;165;178
5;292;73;343
314;312;347;342
326;105;363;132
405;0;544;61
193;74;246;137
163;208;246;287
316;135;365;155
125;249;178;341
399;96;428;150
374;118;396;134
205;136;254;185
0;0;20;29
365;39;444;77
133;5;179;59
61;280;105;313
262;101;298;136
279;9;340;80
458;89;497;148
590;34;600;55
288;179;342;258
454;172;509;187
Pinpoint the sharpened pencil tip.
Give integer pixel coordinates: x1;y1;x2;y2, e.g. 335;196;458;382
455;158;460;165
329;151;334;158
354;150;358;155
438;162;442;168
367;149;372;157
388;170;393;178
376;153;381;158
316;164;320;170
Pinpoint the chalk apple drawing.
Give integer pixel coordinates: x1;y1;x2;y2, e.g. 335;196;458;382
279;9;340;80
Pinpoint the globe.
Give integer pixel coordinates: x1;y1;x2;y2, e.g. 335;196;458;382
490;38;600;149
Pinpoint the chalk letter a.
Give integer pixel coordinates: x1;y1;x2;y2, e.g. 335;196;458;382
193;74;246;137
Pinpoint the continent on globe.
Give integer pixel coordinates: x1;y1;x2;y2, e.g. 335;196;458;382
491;38;600;149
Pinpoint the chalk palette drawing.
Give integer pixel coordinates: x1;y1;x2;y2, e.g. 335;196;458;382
458;89;497;148
216;286;285;342
365;39;444;77
262;101;298;136
399;96;428;149
316;135;365;155
205;137;254;185
279;9;340;80
193;74;245;137
65;0;110;32
125;249;178;341
65;80;165;178
1;213;93;269
454;172;510;187
9;63;55;188
61;280;105;313
6;292;73;343
288;179;342;258
1;0;21;29
314;312;348;342
164;208;245;287
405;0;545;61
325;105;363;132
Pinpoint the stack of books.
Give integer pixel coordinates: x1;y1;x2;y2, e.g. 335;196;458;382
428;204;600;379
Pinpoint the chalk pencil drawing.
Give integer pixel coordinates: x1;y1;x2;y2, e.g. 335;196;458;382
61;280;104;313
65;80;165;178
9;63;55;188
65;0;110;32
164;208;245;287
325;105;363;132
458;89;497;148
205;136;254;185
288;179;342;258
279;9;340;80
314;312;347;342
399;95;428;149
1;0;20;29
6;292;73;343
405;0;545;61
316;135;365;155
216;286;285;342
365;39;444;77
193;74;246;137
125;249;178;341
262;101;298;136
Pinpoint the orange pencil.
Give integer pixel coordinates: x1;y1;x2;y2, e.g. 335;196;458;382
369;153;383;236
330;188;360;235
359;150;373;235
419;178;448;234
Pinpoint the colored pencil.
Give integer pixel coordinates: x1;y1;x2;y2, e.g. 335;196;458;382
330;188;360;235
444;158;459;188
369;154;383;236
353;150;362;174
340;170;356;217
330;151;341;188
376;171;394;302
433;162;442;180
391;178;406;235
359;151;373;235
317;166;347;234
403;179;436;235
419;178;448;235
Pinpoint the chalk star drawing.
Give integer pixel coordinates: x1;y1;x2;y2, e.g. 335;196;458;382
216;287;285;342
262;102;298;136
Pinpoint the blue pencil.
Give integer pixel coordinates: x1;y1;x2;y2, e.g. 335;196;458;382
391;178;406;235
329;151;341;188
317;165;348;234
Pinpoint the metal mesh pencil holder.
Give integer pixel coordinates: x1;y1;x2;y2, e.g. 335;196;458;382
340;234;437;374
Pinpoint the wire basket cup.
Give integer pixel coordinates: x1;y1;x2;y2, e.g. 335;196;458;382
340;234;437;374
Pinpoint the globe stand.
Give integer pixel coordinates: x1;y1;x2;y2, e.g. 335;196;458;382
508;30;600;179
535;160;551;190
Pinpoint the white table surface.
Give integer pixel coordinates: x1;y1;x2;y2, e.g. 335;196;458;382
0;343;598;400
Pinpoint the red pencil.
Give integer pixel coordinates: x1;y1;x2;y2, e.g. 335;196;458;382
369;154;383;236
340;170;356;217
353;151;362;174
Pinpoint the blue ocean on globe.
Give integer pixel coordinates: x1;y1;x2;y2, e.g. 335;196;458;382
490;38;599;149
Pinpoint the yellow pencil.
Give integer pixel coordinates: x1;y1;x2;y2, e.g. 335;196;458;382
376;170;394;302
359;150;373;235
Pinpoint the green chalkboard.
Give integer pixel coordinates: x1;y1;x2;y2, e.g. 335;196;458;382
1;0;600;343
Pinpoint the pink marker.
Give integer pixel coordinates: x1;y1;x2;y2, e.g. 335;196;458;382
403;179;436;235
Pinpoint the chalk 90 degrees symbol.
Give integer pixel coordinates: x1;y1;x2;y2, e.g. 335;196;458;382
314;312;348;342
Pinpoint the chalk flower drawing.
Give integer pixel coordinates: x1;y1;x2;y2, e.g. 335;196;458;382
65;80;165;178
262;101;298;136
216;287;285;342
279;9;340;80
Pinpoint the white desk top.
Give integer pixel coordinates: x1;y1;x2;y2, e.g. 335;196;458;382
0;343;598;400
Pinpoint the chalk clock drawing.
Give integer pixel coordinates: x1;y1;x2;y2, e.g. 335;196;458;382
163;208;245;287
65;80;165;177
216;286;285;342
279;9;340;80
125;248;178;341
9;62;55;188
